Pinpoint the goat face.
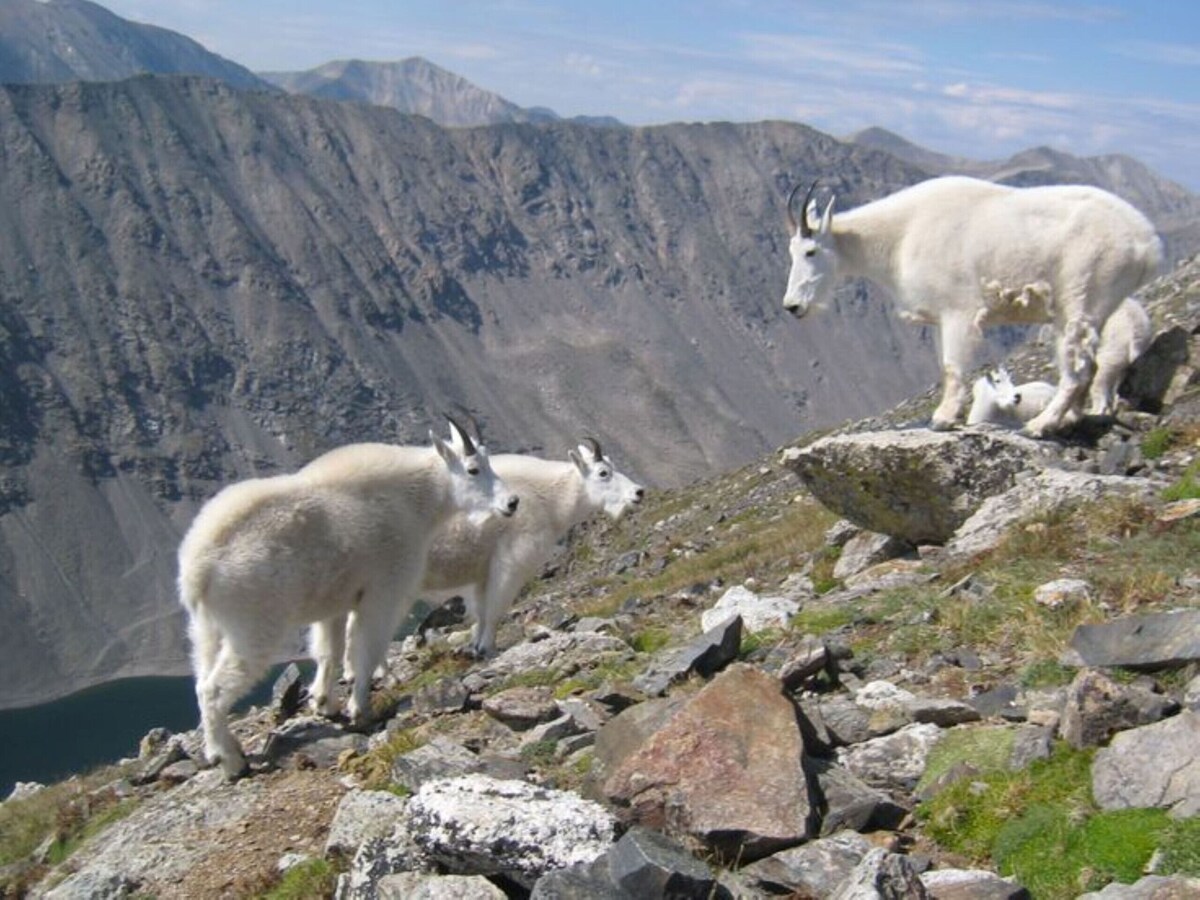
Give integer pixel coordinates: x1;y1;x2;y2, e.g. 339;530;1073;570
782;184;837;318
571;437;644;519
433;418;519;524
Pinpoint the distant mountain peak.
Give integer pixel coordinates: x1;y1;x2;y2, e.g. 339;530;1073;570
260;55;619;128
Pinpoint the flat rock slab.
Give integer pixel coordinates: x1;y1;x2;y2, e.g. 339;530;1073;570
604;664;813;862
783;429;1055;544
1069;609;1200;670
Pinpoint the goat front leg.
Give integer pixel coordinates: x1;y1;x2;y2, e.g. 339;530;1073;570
308;613;347;717
1025;316;1099;437
931;311;980;430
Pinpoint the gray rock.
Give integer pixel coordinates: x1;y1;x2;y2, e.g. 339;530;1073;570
529;856;629;899
336;829;429;900
808;757;908;835
478;633;634;682
1092;710;1200;814
1059;669;1176;749
741;830;872;897
1121;325;1192;414
1033;577;1091;610
778;635;832;691
784;429;1056;544
521;713;583;746
816;693;879;746
272;661;306;722
1069;609;1200;670
1185;673;1200;711
1008;724;1054;770
830;847;929;899
632;613;742;697
5;781;45;802
1076;873;1200;899
920;868;1029;899
606;827;721;898
324;790;409;859
834;531;917;580
947;468;1159;558
837;723;943;793
376;872;507;899
590;696;686;791
413;677;471;715
907;697;983;727
481;686;561;731
262;717;364;766
405;775;617;888
391;736;487;792
968;685;1026;722
42;866;138;899
701;585;798;633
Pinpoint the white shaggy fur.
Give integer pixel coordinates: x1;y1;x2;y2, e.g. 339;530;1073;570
334;440;643;670
1087;298;1153;416
968;368;1057;427
177;421;518;778
782;176;1162;436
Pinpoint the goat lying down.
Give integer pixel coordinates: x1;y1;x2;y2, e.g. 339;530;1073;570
968;368;1056;428
177;419;518;778
330;438;643;689
781;176;1163;436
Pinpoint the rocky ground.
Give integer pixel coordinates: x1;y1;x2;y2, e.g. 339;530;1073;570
2;256;1199;899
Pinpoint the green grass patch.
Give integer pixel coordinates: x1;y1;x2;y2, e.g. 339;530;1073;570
919;741;1197;898
917;725;1015;796
630;627;671;654
790;604;857;636
258;858;339;900
1019;659;1077;689
1141;426;1174;459
1162;459;1200;502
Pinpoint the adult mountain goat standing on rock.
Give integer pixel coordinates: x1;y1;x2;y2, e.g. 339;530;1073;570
335;437;644;667
781;176;1162;436
177;419;519;778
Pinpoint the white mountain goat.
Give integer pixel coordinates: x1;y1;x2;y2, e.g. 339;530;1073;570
967;368;1057;427
334;437;644;673
177;418;519;778
781;176;1162;436
1087;297;1153;416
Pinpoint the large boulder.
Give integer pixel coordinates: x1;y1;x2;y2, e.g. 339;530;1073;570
783;430;1055;544
404;775;617;888
1069;610;1200;670
604;664;814;861
1091;710;1200;815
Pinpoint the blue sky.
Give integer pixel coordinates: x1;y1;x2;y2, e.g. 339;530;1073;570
100;1;1200;190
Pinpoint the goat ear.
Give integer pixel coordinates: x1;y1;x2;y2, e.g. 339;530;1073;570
432;432;456;466
569;448;588;474
819;196;836;235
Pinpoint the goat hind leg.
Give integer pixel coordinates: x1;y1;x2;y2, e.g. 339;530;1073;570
197;640;270;779
1025;317;1099;437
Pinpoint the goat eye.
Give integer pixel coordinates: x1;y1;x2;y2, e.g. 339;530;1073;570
600;469;611;479
804;248;817;258
467;464;480;476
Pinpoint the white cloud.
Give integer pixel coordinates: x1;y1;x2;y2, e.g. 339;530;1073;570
1111;40;1200;67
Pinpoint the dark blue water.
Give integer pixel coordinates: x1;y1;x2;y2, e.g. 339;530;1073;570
0;663;311;797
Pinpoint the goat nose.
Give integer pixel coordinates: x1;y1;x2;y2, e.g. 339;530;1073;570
505;496;520;514
634;488;645;501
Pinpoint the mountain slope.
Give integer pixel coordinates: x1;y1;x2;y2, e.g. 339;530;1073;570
0;75;938;708
260;56;619;127
0;0;269;89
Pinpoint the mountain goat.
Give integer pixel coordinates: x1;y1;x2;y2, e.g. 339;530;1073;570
967;368;1056;427
781;176;1162;436
1087;297;1153;416
177;419;519;778
333;438;644;673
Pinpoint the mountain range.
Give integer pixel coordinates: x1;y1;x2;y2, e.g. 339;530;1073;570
0;0;1196;710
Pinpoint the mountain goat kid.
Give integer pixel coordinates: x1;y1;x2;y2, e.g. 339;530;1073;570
177;419;518;778
334;437;643;673
1087;297;1153;416
967;368;1057;428
781;176;1162;436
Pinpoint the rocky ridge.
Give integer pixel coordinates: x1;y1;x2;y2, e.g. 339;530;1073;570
3;258;1197;899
